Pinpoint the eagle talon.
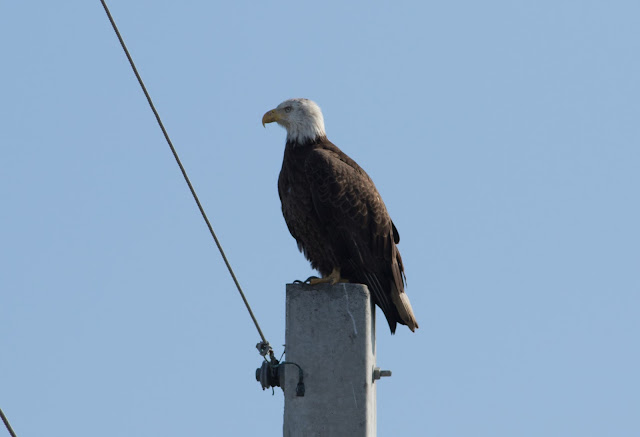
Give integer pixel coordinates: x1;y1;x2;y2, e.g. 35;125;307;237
293;276;319;285
304;276;320;284
306;268;348;286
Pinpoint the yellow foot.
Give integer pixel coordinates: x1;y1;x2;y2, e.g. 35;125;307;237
308;268;349;285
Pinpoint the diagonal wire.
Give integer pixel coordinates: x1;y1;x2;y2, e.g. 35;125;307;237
0;408;17;437
99;0;269;348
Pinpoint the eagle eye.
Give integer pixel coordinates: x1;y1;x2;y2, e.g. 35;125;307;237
284;106;292;113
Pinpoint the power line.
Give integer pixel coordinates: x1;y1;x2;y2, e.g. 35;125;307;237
0;408;17;437
99;0;273;359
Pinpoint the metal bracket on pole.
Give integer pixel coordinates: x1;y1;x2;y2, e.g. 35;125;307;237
372;367;392;381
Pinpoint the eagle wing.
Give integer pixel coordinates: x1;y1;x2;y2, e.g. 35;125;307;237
303;145;412;331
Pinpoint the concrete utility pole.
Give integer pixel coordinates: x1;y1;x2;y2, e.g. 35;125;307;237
282;282;387;437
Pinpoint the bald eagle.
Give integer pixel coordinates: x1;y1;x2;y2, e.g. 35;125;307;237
262;98;418;333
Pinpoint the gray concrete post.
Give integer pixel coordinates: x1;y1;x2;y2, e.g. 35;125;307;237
283;282;377;437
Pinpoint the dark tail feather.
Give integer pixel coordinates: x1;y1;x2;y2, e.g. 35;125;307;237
359;268;398;334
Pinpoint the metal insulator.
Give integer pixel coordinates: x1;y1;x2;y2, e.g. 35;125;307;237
256;361;281;390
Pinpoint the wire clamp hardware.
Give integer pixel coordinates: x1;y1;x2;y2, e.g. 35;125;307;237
256;341;272;358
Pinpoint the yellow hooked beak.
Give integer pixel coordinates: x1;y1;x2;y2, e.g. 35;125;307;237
262;108;282;127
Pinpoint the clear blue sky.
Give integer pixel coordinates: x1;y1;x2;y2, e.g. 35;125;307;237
2;1;639;435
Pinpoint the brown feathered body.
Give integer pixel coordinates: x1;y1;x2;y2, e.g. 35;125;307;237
278;135;418;333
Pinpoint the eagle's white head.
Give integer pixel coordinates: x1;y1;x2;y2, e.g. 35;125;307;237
262;98;326;144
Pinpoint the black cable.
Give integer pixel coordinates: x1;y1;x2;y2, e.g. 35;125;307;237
0;408;17;437
99;0;270;350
